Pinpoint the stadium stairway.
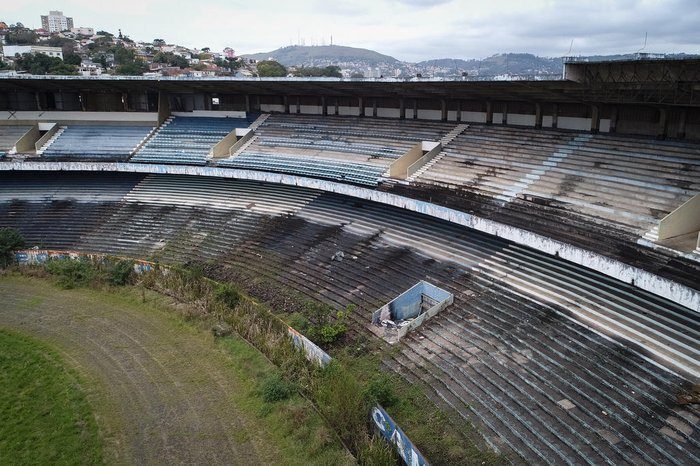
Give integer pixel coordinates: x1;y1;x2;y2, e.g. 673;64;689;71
0;171;698;465
0;125;32;154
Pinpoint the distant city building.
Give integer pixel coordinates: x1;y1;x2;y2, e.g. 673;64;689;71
40;11;74;33
3;45;63;60
71;27;94;36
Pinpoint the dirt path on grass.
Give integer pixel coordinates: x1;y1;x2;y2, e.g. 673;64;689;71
0;275;278;465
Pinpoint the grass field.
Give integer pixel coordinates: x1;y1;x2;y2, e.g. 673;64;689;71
0;328;102;465
0;274;353;465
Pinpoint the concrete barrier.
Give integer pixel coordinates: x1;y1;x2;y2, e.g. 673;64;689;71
372;281;454;342
33;123;58;151
288;327;332;367
372;406;429;466
389;141;441;179
658;193;700;240
14;248;154;273
211;128;252;158
13;124;40;153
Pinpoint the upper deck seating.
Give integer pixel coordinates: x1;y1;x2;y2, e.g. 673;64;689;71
42;125;153;161
417;125;700;236
218;114;453;182
0;125;32;152
218;151;384;186
131;117;248;165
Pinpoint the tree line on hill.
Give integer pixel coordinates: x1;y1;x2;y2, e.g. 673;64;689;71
256;61;342;78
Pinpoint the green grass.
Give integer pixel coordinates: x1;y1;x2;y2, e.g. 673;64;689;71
218;337;354;465
0;328;102;465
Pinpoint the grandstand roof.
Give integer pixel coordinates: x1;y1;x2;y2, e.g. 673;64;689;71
1;68;698;106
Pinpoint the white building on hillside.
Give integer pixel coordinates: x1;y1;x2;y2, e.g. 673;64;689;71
2;45;63;60
40;11;74;33
71;27;94;36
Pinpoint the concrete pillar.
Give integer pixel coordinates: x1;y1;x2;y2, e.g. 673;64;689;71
609;106;617;133
441;99;447;122
244;95;251;113
535;103;542;129
321;96;327;116
399;98;405;119
372;98;377;118
658;108;668;139
678;109;687;139
502;102;508;125
296;96;300;114
590;105;600;133
283;95;289;114
79;92;87;111
358;97;365;117
334;98;339;116
255;95;261;112
551;103;559;129
413;99;418;119
485;101;493;125
456;100;462;122
34;92;42;111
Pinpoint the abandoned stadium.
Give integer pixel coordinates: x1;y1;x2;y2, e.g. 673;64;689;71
0;57;699;464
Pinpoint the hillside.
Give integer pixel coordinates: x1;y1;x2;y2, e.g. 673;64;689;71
417;54;564;77
243;45;399;66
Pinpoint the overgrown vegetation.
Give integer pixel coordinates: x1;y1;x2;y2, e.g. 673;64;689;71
0;227;24;267
14;258;504;465
0;328;102;464
41;257;135;289
288;301;353;345
293;65;342;77
256;60;288;77
13;53;78;75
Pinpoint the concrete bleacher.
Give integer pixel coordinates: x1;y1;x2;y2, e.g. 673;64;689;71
0;125;32;153
131;116;248;165
218;151;385;186
417;125;700;237
40;125;153;161
0;170;697;464
218;114;453;180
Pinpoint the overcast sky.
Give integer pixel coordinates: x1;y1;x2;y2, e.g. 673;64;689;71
4;0;699;61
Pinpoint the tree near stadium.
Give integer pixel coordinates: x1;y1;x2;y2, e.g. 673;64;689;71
0;227;24;267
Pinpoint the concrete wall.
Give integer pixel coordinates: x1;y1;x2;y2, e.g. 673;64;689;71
1;161;697;313
288;327;332;367
658;194;700;240
211;128;249;158
372;280;454;341
171;110;246;118
13;125;39;153
0;111;157;124
34;123;58;151
388;142;441;179
217;128;253;158
372;406;428;466
559;116;592;131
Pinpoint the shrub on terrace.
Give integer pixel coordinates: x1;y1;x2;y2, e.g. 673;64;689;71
0;227;25;267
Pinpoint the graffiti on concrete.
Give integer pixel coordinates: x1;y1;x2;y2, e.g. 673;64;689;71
288;326;332;367
14;249;153;273
372;405;429;466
